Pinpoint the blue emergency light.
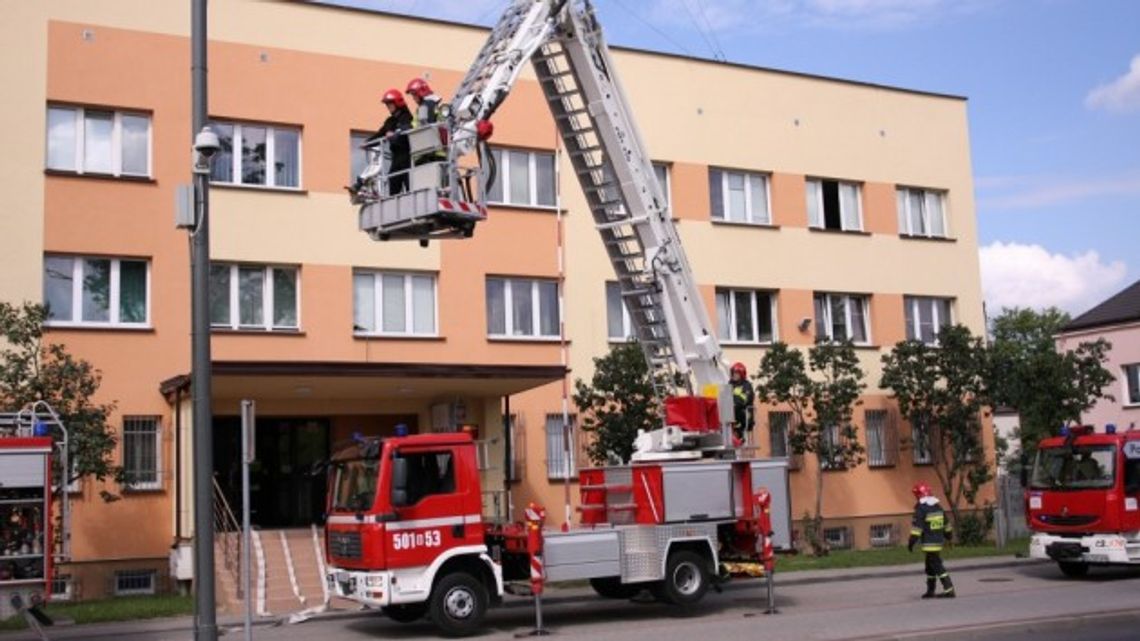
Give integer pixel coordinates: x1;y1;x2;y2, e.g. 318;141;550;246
1106;424;1117;434
33;420;50;437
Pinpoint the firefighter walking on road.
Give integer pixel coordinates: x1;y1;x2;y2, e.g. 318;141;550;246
908;482;955;598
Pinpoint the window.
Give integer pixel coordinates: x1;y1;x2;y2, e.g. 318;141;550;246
653;162;671;213
813;293;870;344
1124;364;1140;406
114;570;156;596
606;282;634;341
716;288;775;344
486;277;559;338
820;424;844;470
209;120;301;188
209;264;299;331
869;524;895;548
396;450;456;504
43;255;149;327
904;296;954;345
46;105;151;177
769;411;791;458
806;178;862;231
545;414;577;480
913;420;933;465
50;574;74;601
823;526;852;550
897;187;948;238
709;168;770;224
353;271;436;336
123;416;161;490
350;131;371;182
486;147;556;207
865;409;897;468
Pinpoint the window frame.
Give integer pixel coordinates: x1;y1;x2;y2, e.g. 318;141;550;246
865;409;897;468
896;186;949;238
486;277;561;340
544;413;578;481
652;162;672;214
1123;364;1140;407
209;119;303;189
45;105;153;178
43;255;152;329
122;416;162;491
813;292;871;345
114;570;157;596
904;296;955;345
709;167;772;225
349;130;372;183
823;526;852;550
715;287;777;345
912;420;933;465
486;147;557;209
209;263;301;332
806;177;864;232
605;281;635;342
352;270;438;337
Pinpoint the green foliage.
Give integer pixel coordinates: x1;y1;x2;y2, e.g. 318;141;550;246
573;341;662;465
0;302;120;489
881;325;992;526
988;307;1114;456
755;341;866;555
956;507;994;546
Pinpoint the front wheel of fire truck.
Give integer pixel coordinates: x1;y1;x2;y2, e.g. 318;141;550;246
429;571;489;637
383;602;428;623
651;549;711;611
1058;561;1090;578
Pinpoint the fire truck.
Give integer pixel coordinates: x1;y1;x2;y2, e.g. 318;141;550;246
326;0;791;636
1026;423;1140;576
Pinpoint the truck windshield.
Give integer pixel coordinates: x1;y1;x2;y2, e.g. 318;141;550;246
332;458;380;511
1030;445;1116;490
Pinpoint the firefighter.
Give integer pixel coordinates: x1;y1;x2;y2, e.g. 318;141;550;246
406;78;447;168
366;88;414;194
908;481;955;598
730;362;755;444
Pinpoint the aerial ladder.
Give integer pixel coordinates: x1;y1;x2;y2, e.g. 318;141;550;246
353;0;734;460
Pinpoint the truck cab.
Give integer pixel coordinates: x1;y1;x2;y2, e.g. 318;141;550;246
1026;424;1140;575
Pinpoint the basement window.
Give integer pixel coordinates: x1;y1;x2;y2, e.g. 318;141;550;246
114;570;156;596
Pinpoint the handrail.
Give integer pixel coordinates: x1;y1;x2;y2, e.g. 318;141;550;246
211;477;243;598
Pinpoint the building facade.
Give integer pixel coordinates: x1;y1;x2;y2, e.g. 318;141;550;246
4;0;993;599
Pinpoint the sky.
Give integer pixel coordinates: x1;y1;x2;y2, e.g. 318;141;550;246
322;0;1140;317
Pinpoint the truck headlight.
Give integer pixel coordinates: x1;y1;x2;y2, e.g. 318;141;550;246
365;575;385;587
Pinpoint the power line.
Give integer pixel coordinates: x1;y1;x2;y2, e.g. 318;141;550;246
693;0;728;61
607;0;699;59
679;0;723;62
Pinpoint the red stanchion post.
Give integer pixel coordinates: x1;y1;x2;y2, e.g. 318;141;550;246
517;503;550;637
754;489;778;614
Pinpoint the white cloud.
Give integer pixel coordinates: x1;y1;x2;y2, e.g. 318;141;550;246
979;242;1128;315
318;0;507;24
644;0;993;33
1086;54;1140;113
975;171;1140;210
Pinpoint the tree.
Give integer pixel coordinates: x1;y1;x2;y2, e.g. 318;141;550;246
754;341;866;555
573;341;663;465
0;302;120;491
880;325;992;530
988;307;1114;463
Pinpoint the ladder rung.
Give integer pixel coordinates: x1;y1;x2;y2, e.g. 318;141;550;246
596;216;648;231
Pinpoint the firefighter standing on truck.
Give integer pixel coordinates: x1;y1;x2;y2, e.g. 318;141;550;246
730;362;755;445
908;482;955;598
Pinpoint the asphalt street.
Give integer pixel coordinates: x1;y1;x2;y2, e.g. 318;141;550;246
4;559;1139;641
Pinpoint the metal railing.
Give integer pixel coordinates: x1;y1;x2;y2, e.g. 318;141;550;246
211;477;243;598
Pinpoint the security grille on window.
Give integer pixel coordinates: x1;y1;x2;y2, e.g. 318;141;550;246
896;187;948;238
349;130;371;182
209;264;299;331
820;424;845;470
123;416;161;490
865;409;898;468
114;570;156;596
807;178;862;231
912;420;933;465
50;575;74;601
43;255;149;327
905;296;954;344
1124;364;1140;406
769;411;790;457
709;168;771;224
353;271;437;336
813;293;870;344
716;288;775;344
869;524;895;548
605;282;634;341
209;121;301;188
46;105;151;177
545;414;577;480
486;277;559;338
486;147;556;207
823;526;852;550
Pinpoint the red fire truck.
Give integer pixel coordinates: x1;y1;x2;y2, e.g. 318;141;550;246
1026;423;1140;576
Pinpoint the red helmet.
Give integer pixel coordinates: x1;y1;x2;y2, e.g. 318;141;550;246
381;88;406;108
406;78;433;100
912;482;932;500
730;362;747;378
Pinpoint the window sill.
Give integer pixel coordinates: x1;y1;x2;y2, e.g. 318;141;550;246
546;477;579;484
211;328;305;336
44;169;155;184
488;336;567;345
487;202;559;213
710;219;779;230
815;340;880;350
722;340;776;347
899;234;956;243
354;333;445;342
44;323;155;333
809;227;871;236
868;463;897;470
210;182;308;195
1123;403;1140;410
122;485;164;494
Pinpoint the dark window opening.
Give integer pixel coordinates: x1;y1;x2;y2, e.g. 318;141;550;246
822;180;842;229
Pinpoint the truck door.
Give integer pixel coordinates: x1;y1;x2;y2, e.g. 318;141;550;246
386;446;475;569
1123;441;1140;531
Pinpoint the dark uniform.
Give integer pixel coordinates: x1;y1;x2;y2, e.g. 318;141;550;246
731;378;755;442
909;495;955;598
367;105;413;194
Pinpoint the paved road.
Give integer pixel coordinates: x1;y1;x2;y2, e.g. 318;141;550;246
5;560;1139;640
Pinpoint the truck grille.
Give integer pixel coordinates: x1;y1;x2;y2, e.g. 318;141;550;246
1035;514;1098;527
328;531;362;559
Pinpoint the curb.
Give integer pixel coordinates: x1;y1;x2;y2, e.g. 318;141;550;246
850;608;1140;641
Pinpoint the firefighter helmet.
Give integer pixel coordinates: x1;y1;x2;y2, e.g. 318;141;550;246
381;88;406;108
730;362;747;378
912;481;933;500
406;77;433;100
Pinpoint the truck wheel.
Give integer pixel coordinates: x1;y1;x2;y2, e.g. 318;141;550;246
429;572;488;637
590;576;641;599
655;550;710;609
383;603;428;623
1058;562;1089;578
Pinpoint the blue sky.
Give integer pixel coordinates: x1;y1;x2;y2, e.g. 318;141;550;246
325;0;1140;316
